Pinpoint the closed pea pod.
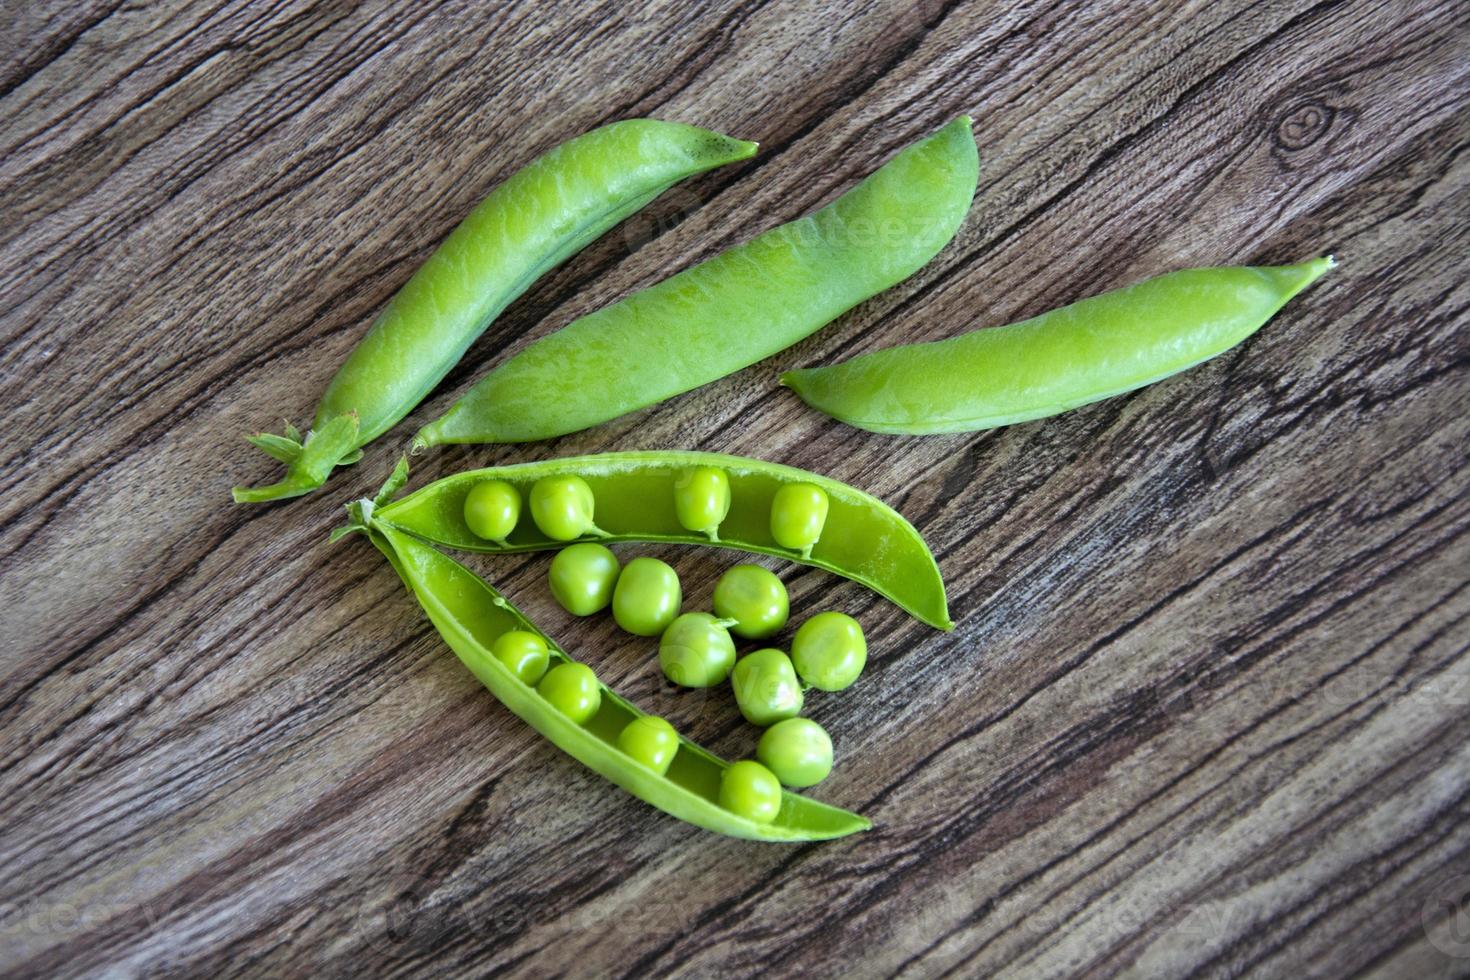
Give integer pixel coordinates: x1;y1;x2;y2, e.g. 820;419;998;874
414;117;979;446
370;451;952;629
232;120;757;503
782;258;1335;434
351;521;867;840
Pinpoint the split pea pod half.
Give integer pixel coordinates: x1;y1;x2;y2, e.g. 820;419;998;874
356;521;868;840
782;258;1335;434
371;451;953;630
232;120;758;503
413;116;979;446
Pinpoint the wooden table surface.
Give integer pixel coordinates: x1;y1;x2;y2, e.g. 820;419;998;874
4;1;1468;976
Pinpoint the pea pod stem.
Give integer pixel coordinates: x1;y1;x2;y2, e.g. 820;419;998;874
413;116;979;446
231;412;360;504
360;521;869;841
782;257;1335;434
371;451;953;630
233;119;758;503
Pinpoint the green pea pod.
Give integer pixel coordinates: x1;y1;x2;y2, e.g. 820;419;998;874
371;451;953;630
782;258;1335;434
413;116;979;446
232;120;758;503
362;521;869;841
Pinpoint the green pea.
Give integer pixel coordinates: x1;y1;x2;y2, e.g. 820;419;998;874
791;611;867;692
617;716;679;775
757;718;833;788
731;648;803;727
673;466;731;540
463;479;521;543
529;475;604;541
659;612;738;688
549;543;620;616
718;760;782;824
612;557;682;636
490;630;550;685
770;483;829;556
537;662;601;724
712;564;789;640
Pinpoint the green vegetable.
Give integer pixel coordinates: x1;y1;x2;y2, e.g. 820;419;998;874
490;629;550;686
353;520;867;840
548;543;620;616
611;556;682;636
372;451;952;629
463;479;521;544
537;662;602;724
414;116;979;446
712;564;789;640
731;648;804;727
659;612;738;688
719;761;783;824
674;466;731;541
791;611;867;692
782;258;1335;434
617;716;679;776
769;483;829;558
529;475;606;541
233;119;757;502
757;718;834;788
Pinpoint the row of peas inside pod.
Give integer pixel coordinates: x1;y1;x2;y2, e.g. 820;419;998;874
480;631;691;812
461;466;865;822
461;465;830;554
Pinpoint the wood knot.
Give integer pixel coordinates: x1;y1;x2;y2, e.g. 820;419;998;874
1274;101;1335;151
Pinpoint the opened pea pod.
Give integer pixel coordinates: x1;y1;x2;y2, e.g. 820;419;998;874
232;119;757;503
370;450;953;630
353;519;868;841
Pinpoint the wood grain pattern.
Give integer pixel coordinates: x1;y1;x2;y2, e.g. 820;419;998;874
2;0;1467;975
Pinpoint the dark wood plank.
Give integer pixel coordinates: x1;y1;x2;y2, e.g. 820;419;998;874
1;0;1466;976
